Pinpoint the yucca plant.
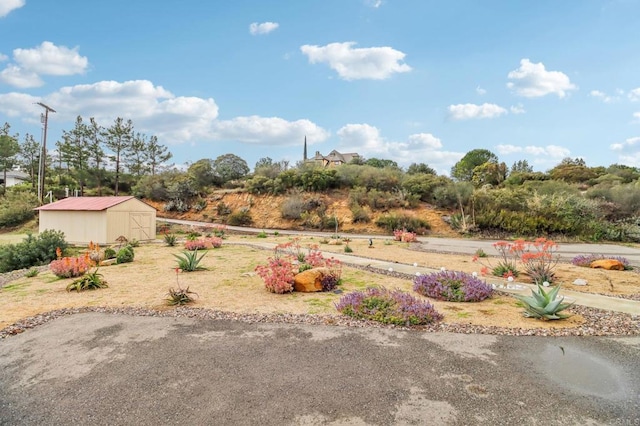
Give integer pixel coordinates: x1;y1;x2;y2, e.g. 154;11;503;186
66;269;108;292
514;283;574;320
173;250;207;272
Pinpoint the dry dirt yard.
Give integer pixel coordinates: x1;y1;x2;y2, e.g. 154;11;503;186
1;233;639;337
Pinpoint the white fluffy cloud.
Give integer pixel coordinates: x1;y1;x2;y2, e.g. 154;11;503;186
0;0;24;17
336;124;461;172
364;0;383;7
300;42;411;80
249;22;279;35
496;144;570;159
0;64;42;88
509;104;526;114
212;116;329;145
507;59;576;98
0;79;330;147
634;112;640;122
447;103;508;120
0;41;88;88
476;86;487;95
629;88;640;102
610;137;640;151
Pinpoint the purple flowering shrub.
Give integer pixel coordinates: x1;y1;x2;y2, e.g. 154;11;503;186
571;254;631;269
335;287;443;326
413;270;493;302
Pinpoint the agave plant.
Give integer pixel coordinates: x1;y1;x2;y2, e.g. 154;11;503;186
515;283;574;320
66;269;108;292
173;249;207;272
166;286;198;305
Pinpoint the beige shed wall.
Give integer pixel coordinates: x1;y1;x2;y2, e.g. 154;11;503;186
39;211;108;244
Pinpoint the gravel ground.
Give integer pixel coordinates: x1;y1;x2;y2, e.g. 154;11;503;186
2;254;639;340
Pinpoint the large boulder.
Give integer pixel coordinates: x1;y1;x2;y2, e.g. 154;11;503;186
293;267;331;292
590;259;625;271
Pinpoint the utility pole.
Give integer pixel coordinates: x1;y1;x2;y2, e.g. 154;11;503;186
36;102;55;204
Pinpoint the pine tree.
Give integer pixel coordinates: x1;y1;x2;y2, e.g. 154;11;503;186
105;117;133;195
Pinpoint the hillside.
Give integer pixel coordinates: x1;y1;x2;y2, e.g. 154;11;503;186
150;189;458;237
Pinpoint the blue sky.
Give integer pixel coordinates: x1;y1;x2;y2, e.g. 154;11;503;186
1;0;640;175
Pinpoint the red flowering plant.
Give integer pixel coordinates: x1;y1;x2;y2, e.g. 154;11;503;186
472;238;560;284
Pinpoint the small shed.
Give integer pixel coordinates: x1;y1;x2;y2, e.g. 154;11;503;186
35;196;157;245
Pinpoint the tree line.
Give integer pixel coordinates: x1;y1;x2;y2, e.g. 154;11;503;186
0;117;172;196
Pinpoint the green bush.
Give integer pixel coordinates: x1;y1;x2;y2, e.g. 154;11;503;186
226;209;252;226
104;247;117;259
0;230;68;272
116;245;135;264
0;192;38;227
375;214;430;234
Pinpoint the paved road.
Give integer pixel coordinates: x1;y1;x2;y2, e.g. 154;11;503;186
1;313;639;425
158;218;640;266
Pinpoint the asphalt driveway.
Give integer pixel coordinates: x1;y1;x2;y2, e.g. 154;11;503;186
1;313;639;425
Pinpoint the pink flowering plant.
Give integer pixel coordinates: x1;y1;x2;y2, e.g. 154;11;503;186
393;229;418;243
255;239;343;293
49;252;94;278
184;237;223;251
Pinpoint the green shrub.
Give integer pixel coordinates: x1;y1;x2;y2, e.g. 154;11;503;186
0;230;68;273
0;192;38;227
116;246;135;264
25;268;40;277
227;209;252;226
375;214;430;234
104;247;117;259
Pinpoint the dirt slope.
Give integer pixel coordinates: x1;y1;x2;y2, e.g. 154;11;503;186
150;189;458;237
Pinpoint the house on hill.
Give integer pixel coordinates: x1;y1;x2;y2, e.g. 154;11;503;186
35;196;156;245
309;149;362;167
303;135;361;167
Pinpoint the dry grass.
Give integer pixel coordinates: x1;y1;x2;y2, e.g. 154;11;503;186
2;236;614;332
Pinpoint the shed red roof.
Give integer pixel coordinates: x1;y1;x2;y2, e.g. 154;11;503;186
35;196;139;211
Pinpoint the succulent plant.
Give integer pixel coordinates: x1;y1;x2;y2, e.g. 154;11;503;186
515;283;574;320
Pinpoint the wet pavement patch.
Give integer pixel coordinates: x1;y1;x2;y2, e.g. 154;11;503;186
535;343;627;400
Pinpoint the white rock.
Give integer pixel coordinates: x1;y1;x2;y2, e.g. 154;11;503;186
388;267;393;272
507;276;514;282
573;278;588;286
472;272;478;278
413;262;418;267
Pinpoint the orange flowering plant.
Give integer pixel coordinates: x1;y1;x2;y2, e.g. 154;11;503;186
472;238;560;284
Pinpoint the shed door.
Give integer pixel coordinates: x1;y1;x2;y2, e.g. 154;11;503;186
130;213;152;240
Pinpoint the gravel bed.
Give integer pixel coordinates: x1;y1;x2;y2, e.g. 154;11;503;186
1;243;639;339
1;304;638;340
